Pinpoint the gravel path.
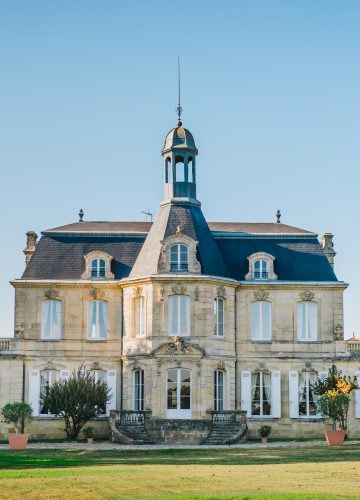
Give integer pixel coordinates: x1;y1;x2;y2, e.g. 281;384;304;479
0;440;358;450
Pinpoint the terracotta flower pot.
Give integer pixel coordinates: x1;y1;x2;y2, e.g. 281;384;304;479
324;429;346;446
261;437;268;444
87;437;93;444
8;433;29;450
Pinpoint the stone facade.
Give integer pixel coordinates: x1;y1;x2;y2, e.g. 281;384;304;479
1;117;359;442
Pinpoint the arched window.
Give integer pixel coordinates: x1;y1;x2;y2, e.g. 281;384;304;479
253;259;269;279
134;369;144;410
214;298;224;337
88;300;108;339
41;300;62;339
170;244;189;272
168;295;191;336
91;258;106;278
251;371;271;416
297;301;317;341
133;296;145;337
214;370;224;410
251;301;271;340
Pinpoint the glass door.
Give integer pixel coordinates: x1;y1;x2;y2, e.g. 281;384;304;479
166;369;191;419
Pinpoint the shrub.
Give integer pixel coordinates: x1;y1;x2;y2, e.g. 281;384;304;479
1;402;33;433
42;367;111;440
258;425;271;439
83;426;94;439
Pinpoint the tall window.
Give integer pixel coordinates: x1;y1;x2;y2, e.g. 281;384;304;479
133;296;145;337
89;369;106;414
170;244;189;272
214;298;224;337
168;295;190;336
41;300;62;339
253;259;269;279
214;370;224;410
251;371;272;416
298;372;319;417
91;258;106;278
134;369;144;410
251;301;271;340
88;301;108;339
40;369;59;415
297;301;317;341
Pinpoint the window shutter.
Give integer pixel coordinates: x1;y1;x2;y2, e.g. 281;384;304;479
106;370;117;414
60;370;69;381
271;371;281;418
240;371;251;416
289;371;299;418
354;371;360;418
28;370;40;417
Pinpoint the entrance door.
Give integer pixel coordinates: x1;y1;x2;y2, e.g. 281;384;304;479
166;369;191;419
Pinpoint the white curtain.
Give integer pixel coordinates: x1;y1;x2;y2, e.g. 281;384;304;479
251;302;271;340
98;301;107;338
263;372;272;413
88;301;97;338
169;295;190;336
297;302;317;340
41;300;61;339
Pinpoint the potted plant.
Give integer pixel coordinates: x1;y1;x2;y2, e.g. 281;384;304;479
1;401;33;450
313;365;358;446
83;426;94;444
258;425;271;444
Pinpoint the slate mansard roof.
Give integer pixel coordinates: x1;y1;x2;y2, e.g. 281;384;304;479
21;210;338;282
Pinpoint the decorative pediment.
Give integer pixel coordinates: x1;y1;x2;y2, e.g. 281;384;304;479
253;290;269;301
299;289;315;301
89;288;105;300
44;288;59;300
152;336;206;357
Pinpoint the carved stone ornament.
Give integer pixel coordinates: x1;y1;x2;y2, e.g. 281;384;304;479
14;322;24;339
299;290;315;301
334;324;344;340
160;287;165;302
195;286;200;301
172;283;186;295
44;288;59;300
176;225;183;235
217;286;226;298
305;361;312;370
216;361;226;371
44;360;55;370
89;288;105;300
153;336;206;357
253;290;269;301
91;361;101;370
133;286;143;297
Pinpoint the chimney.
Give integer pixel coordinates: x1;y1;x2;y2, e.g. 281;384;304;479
321;233;336;269
23;231;38;265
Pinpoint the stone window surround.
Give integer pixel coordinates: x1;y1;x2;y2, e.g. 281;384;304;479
245;252;277;281
159;233;201;274
38;292;65;341
82;251;114;280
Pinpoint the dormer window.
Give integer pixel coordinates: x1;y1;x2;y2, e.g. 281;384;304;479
91;259;106;278
170;244;189;272
253;259;268;279
245;253;277;281
82;251;114;280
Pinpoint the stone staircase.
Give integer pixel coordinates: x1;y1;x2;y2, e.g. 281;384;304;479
115;423;156;444
203;423;247;445
109;410;155;444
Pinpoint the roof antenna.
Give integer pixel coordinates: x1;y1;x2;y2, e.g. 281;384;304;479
176;56;182;127
141;209;153;222
276;209;281;224
79;209;84;222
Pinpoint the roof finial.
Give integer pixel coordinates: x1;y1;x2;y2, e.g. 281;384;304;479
276;209;281;224
79;209;84;222
176;56;182;127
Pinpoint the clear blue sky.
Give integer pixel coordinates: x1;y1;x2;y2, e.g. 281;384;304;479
0;0;359;338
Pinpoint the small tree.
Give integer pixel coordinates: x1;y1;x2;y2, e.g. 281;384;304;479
42;367;112;440
313;365;358;430
1;402;33;434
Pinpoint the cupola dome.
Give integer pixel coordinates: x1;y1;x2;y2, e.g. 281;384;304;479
162;126;198;154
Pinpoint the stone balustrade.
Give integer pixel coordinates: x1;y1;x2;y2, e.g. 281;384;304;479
210;410;247;425
0;340;10;351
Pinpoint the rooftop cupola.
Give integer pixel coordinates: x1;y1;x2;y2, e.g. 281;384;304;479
161;63;199;205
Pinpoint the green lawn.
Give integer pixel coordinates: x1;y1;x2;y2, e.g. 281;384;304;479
1;445;360;499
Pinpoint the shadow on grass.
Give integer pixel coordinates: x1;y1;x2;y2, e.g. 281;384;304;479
1;445;360;470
